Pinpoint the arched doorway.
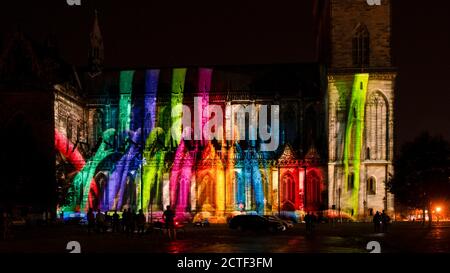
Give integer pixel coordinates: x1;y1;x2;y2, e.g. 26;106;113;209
281;173;296;211
122;174;136;210
235;171;245;209
89;172;108;210
173;175;190;211
305;171;321;211
197;173;215;212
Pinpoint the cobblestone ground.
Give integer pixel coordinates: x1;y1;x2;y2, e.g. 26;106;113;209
1;222;449;253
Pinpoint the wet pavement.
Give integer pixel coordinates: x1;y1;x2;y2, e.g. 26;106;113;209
1;222;450;253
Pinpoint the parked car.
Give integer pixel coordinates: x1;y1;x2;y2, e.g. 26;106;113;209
229;215;285;232
263;215;294;229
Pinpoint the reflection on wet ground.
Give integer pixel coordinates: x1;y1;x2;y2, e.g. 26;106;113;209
2;222;450;253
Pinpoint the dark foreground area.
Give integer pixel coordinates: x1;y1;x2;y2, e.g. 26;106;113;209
1;222;450;253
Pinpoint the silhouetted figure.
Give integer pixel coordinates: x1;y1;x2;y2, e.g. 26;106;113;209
137;209;146;235
0;211;8;240
373;211;381;233
304;212;313;234
163;205;176;240
381;210;391;233
95;210;105;232
121;209;128;233
87;208;95;234
112;210;120;233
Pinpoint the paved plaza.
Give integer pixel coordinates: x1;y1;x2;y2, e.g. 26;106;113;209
1;222;450;253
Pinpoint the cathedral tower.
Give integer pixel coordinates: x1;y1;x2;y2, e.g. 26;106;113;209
327;0;395;218
88;10;104;77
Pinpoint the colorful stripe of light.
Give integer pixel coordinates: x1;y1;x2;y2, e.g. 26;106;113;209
54;129;85;171
343;73;369;216
170;68;187;147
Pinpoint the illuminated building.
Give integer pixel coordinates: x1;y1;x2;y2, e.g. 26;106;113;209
327;0;395;218
54;1;395;221
0;0;395;220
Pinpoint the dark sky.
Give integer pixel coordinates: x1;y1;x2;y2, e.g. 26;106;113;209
1;0;449;146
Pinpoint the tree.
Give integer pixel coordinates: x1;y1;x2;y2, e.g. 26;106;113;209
388;133;450;227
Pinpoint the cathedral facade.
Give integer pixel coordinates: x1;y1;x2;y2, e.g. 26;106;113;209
50;0;395;221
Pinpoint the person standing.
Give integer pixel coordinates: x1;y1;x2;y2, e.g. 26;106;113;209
304;212;311;234
373;211;381;233
112;210;120;233
137;209;146;235
96;209;105;233
1;211;8;241
381;210;391;233
163;205;176;240
87;208;95;234
121;209;128;233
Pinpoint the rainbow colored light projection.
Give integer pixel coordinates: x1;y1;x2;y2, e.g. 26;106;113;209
343;73;369;215
63;128;116;211
170;68;187;148
169;68;199;213
138;69;161;211
142;128;166;212
143;70;160;137
108;71;135;210
55;129;85;172
56;67;320;220
192;69;226;215
118;71;134;145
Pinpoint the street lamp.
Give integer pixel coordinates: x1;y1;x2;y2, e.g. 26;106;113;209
436;206;442;222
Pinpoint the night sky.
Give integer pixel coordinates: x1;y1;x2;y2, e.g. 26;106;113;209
1;0;449;147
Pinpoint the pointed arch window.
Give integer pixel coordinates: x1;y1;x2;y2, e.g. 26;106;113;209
93;110;104;146
348;172;355;191
367;177;376;195
352;24;370;67
366;92;389;160
282;173;295;203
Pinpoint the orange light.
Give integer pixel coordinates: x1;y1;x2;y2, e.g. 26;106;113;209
436;207;442;213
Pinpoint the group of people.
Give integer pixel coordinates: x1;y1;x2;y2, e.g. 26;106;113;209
86;208;146;235
372;210;391;233
84;205;177;239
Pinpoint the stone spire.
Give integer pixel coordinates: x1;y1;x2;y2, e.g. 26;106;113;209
88;9;104;77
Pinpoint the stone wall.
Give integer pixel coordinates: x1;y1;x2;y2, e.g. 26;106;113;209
327;73;395;217
330;0;392;69
54;85;89;156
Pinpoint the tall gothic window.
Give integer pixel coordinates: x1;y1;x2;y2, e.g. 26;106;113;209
93;110;104;146
335;100;346;161
282;173;295;204
306;171;321;210
348;172;355;191
367;177;376;195
366;92;389;160
66;117;73;142
352;24;370;67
